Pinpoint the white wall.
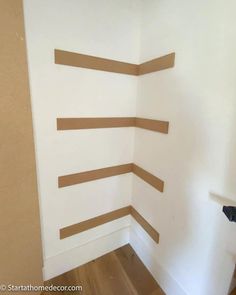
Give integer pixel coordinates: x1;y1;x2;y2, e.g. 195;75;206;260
24;0;236;293
131;0;236;295
23;0;140;279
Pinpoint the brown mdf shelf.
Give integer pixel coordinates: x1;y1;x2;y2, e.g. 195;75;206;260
57;117;169;134
60;206;131;239
58;163;133;188
58;163;164;192
130;207;160;243
57;117;135;130
132;164;164;192
138;53;175;75
135;118;169;134
60;205;159;243
55;49;175;76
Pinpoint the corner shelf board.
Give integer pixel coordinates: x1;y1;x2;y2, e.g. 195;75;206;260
60;205;160;244
55;49;175;76
57;117;169;134
58;163;164;192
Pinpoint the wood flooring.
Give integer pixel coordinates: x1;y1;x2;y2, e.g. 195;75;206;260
43;244;165;295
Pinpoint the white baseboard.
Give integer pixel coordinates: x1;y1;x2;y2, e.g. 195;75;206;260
43;218;187;295
43;226;130;280
129;219;187;295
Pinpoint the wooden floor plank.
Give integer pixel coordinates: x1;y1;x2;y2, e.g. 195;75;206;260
115;244;164;295
43;244;165;295
87;252;138;295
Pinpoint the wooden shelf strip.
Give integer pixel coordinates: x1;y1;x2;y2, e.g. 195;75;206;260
55;50;139;75
132;164;164;192
58;163;164;192
135;118;169;133
57;117;136;130
55;49;175;76
139;53;175;75
57;117;169;134
58;163;133;188
60;206;131;239
130;207;159;243
60;205;159;243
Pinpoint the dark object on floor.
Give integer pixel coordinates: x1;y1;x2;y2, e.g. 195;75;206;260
223;206;236;222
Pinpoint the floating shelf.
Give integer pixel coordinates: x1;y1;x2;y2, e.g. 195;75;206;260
57;117;169;134
132;164;164;192
60;205;159;243
55;49;171;246
58;163;164;192
58;164;132;188
55;49;175;76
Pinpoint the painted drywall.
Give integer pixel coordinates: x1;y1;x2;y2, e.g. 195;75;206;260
131;0;236;295
23;0;236;293
0;0;43;290
23;0;140;279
